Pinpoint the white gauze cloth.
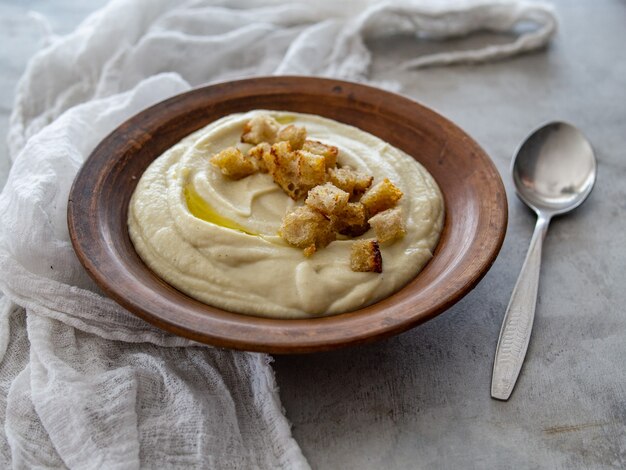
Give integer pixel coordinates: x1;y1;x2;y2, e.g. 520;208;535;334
0;0;556;467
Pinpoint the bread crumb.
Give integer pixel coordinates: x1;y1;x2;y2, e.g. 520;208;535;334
303;245;317;257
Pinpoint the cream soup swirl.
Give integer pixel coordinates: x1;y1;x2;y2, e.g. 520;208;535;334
128;110;444;318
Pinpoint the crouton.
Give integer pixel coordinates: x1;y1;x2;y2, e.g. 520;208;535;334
241;115;279;145
277;125;307;150
302;139;338;169
360;178;403;216
267;141;294;170
248;143;270;173
328;166;373;197
266;142;299;198
264;144;328;200
305;183;350;217
296;151;327;192
332;202;369;237
279;205;336;254
350;240;383;273
368;207;406;244
210;147;257;180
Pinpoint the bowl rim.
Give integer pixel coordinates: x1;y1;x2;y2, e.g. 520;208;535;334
68;76;507;354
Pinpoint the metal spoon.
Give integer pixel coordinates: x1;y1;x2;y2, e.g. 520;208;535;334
491;121;597;401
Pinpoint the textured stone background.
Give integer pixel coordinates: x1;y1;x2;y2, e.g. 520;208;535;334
1;1;624;469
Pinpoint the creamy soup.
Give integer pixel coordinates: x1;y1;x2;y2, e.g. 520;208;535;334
128;111;444;318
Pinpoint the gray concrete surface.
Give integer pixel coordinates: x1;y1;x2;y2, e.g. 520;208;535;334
1;1;625;469
273;3;626;469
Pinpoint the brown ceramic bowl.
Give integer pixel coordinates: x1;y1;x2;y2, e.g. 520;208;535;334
68;76;507;354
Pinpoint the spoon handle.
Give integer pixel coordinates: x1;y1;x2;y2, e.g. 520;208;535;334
491;214;550;400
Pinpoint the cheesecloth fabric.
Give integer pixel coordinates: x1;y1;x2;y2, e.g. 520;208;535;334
0;0;556;467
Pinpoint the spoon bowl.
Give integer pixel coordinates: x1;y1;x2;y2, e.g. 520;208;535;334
492;121;597;400
513;122;596;215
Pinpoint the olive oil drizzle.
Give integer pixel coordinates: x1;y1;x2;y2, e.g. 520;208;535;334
184;183;257;236
274;115;296;125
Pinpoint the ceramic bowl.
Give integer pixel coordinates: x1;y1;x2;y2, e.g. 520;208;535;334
68;76;507;353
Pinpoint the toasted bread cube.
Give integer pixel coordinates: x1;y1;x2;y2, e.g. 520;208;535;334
248;143;271;173
361;178;403;216
277;124;307;150
210;147;257;180
266;142;300;198
279;205;336;252
350;240;382;273
265;144;327;200
352;172;374;194
302;139;338;169
241;115;279;145
368;207;406;244
341;202;367;226
261;148;278;176
305;183;349;217
267;141;294;170
328;166;373;197
332;202;369;237
296;151;327;191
